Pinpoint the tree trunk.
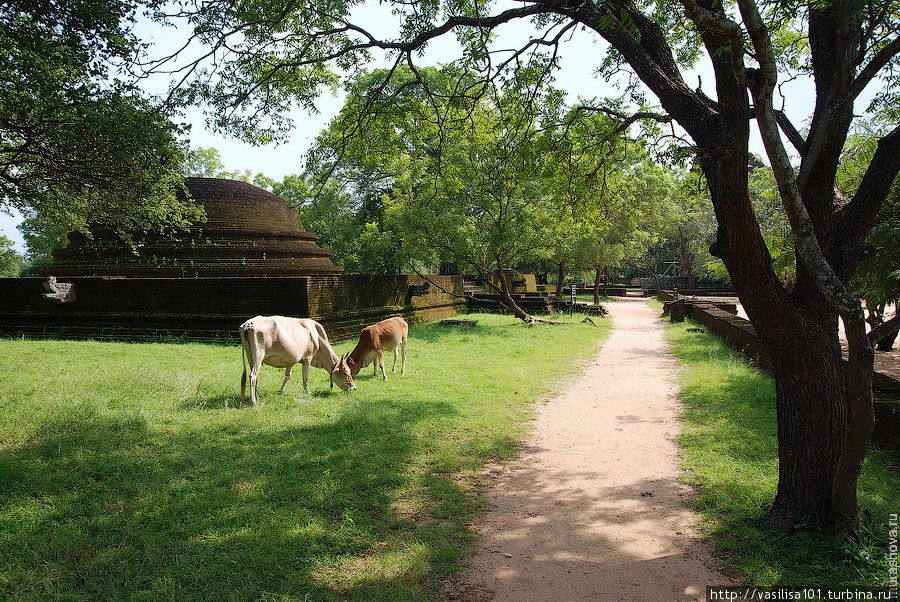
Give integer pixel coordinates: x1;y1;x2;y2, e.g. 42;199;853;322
603;267;609;296
593;265;602;305
701;146;874;532
494;267;532;322
764;309;849;530
554;260;566;302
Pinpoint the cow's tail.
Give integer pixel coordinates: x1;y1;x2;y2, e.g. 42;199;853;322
240;326;249;403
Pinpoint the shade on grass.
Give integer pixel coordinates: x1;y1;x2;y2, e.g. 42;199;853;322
0;313;608;600
664;316;898;587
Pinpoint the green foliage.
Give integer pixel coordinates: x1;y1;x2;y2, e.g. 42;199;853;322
840;131;900;307
854;185;900;307
542;111;671;278
253;167;409;274
388;78;557;277
629;164;723;284
149;0;897;138
671;167;721;281
0;313;609;598
1;0;201;260
305;66;678;282
305;67;559;277
183;147;255;182
748;166;795;282
0;235;22;276
16;212;72;272
664;315;897;586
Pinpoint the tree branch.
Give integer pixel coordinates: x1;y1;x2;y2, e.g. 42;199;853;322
834;124;900;274
749;107;806;152
567;0;718;142
737;0;864;319
838;36;900;113
775;110;806;153
869;314;900;345
577;105;673;132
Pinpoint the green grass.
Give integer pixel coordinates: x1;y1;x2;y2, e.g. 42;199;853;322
0;313;609;600
662;310;899;586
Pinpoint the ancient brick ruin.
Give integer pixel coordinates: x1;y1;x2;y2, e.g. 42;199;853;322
0;178;463;341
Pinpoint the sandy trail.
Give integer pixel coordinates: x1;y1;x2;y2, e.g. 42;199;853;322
454;297;725;601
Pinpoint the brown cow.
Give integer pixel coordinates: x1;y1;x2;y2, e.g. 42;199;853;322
341;316;408;381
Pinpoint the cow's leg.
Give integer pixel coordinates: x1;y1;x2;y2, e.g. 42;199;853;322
240;339;249;404
378;350;388;381
301;360;310;394
392;347;398;372
249;360;262;406
373;356;377;377
400;337;407;375
279;365;293;394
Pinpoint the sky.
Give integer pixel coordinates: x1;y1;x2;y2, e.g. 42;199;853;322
0;1;882;252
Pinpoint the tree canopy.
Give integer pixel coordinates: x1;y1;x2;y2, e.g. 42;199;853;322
0;0;199;241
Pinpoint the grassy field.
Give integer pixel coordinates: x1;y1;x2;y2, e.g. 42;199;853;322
0;313;609;600
663;312;898;586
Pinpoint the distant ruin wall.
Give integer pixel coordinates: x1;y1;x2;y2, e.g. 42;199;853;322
0;275;464;342
306;275;464;341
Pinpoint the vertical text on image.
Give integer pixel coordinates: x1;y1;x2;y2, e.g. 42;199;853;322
889;512;897;593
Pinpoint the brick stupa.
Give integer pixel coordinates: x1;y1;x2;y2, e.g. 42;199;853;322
50;178;342;277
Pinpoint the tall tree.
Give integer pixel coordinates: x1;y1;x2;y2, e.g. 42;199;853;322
183;146;254;181
152;0;900;532
0;235;22;276
544;109;652;302
1;0;198;238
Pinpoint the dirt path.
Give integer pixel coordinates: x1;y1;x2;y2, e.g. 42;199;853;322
453;298;725;601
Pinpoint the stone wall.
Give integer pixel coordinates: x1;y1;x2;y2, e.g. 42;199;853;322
0;275;464;342
659;290;899;442
686;304;770;370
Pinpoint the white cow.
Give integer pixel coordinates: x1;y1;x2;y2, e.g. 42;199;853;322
240;316;356;404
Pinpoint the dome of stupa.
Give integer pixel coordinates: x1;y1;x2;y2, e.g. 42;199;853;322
49;177;342;277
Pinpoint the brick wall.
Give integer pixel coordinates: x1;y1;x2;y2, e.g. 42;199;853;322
306;275;464;341
0;275;464;342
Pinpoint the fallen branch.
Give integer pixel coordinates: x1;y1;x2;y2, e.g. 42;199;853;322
409;266;531;318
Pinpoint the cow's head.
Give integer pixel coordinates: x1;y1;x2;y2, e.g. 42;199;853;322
330;354;356;391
